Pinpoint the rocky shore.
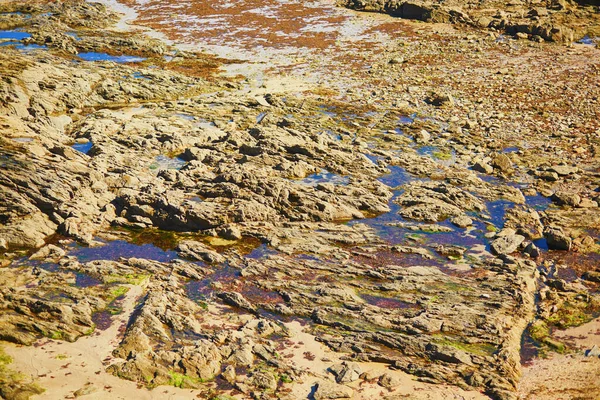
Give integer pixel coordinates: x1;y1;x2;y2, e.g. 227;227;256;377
0;1;599;399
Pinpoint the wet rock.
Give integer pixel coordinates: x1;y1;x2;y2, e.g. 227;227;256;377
313;381;353;400
217;292;257;314
544;227;572;251
505;207;544;239
435;245;466;258
217;225;243;241
538;170;560;181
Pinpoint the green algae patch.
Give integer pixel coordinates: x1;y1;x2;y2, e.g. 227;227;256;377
105;273;149;286
433;336;497;357
0;346;45;399
168;370;211;389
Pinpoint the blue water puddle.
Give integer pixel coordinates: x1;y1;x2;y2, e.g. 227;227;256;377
195;119;217;129
78;52;146;63
318;105;337;117
399;114;415;125
578;35;598;45
298;170;349;186
75;272;102;288
70;240;177;263
0;30;31;40
72;141;93;154
132;71;149;79
186;196;204;204
378;165;412;188
348;165;427;245
14;43;47;52
502;146;519;153
524;193;552;212
533;238;548;251
246;243;278;260
176;113;195;121
484;199;514;229
149;155;187;171
322;129;342;141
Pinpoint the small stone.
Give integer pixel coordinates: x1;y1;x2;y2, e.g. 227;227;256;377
389;57;404;65
74;383;97;397
523;242;540;258
222;365;236;384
